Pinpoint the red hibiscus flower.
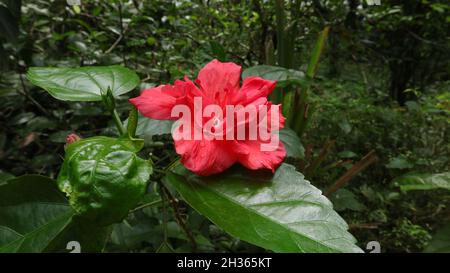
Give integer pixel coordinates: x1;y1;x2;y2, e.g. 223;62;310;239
130;59;286;176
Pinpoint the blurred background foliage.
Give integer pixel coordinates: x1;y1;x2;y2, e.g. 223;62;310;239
0;0;449;252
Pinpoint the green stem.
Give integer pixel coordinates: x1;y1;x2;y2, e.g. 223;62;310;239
130;199;163;213
147;141;165;148
112;108;125;135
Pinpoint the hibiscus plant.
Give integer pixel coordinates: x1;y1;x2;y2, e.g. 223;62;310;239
0;60;364;253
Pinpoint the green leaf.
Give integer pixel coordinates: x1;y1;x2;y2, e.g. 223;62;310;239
0;171;14;183
45;216;113;253
330;189;367;212
124;113;173;137
57;136;152;226
0;175;74;253
278;128;304;159
386;157;414;170
306;26;330;79
424;222;450;253
156;241;175;253
338;151;358;159
242;65;306;88
338;119;352;134
110;219;156;250
164;163;363;253
127;106;139;138
26;65;140;101
394;172;450;191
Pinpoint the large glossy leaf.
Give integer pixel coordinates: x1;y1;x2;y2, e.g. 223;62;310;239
242;65;306;88
278;128;304;159
164;162;363;253
0;175;74;253
57;136;152;226
394;172;450;191
26;65;140;101
424;222;450;253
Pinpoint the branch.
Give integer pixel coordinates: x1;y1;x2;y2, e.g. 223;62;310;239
325;150;378;196
161;185;197;252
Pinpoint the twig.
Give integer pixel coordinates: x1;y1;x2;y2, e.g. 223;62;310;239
104;34;123;54
305;144;313;161
322;159;353;171
118;0;127;66
159;186;168;244
161;185;197;252
304;140;335;179
325;150;378;196
130;199;162;213
18;73;51;116
407;30;447;47
349;223;379;230
104;0;129;55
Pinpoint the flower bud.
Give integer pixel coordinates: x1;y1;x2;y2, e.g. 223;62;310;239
101;86;116;112
66;133;81;145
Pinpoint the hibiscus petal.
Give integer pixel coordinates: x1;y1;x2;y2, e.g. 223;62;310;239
236;137;286;172
130;81;197;120
129;86;176;120
240;76;276;104
197;59;241;100
258;103;286;132
174;138;237;176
